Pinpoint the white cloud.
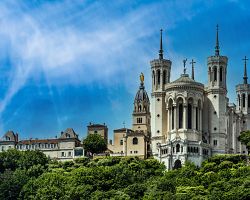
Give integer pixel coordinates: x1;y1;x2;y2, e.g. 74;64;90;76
0;0;205;114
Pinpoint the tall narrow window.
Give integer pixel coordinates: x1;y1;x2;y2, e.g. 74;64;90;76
220;67;223;82
163;70;166;84
209;67;211;82
248;94;250;108
172;107;175;130
214;67;217;81
157;70;161;85
176;144;180;152
238;95;241;107
153;71;155;85
196;107;198;130
243;94;246;108
179;104;183;129
188;103;192;129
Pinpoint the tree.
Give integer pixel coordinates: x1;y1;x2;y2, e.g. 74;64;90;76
83;133;107;154
238;131;250;154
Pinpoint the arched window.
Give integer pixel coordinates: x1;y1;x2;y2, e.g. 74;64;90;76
132;137;138;145
157;70;161;85
139;105;142;112
153;70;155;85
188;103;192;129
163;70;166;84
243;93;246;107
213;67;217;81
172;106;175;130
176;144;180;153
179;103;183;128
220;67;223;82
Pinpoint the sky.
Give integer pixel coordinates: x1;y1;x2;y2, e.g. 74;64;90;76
0;0;250;140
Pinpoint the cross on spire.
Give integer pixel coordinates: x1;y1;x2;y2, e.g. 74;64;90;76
183;58;187;74
159;29;164;59
190;59;196;80
215;24;220;56
243;56;248;84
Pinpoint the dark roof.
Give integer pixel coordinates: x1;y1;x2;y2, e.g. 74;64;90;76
114;128;133;133
87;124;107;128
18;139;59;145
60;128;78;139
1;131;18;142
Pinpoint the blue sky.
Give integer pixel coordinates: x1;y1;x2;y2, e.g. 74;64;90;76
0;0;250;140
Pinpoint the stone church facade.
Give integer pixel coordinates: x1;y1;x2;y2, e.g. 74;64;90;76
150;27;248;170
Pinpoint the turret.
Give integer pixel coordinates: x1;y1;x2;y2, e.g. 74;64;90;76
132;73;150;135
151;29;172;156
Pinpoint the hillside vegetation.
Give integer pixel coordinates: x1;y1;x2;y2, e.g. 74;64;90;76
0;149;249;200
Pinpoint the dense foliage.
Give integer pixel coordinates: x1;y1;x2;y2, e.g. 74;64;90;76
0;149;249;200
239;131;250;154
83;133;107;154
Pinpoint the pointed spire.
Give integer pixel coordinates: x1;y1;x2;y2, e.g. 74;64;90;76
243;56;248;84
183;58;187;74
190;59;196;80
215;24;220;56
159;29;163;59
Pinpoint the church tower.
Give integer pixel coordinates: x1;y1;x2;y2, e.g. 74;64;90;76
151;30;172;156
132;73;151;135
206;25;228;154
235;56;250;154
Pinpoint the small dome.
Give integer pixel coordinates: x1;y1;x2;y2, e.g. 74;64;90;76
134;83;149;103
165;74;204;92
173;74;195;83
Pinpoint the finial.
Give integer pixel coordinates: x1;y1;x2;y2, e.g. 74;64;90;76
243;56;248;84
159;29;164;59
190;59;196;80
183;58;187;74
215;24;220;56
140;72;144;83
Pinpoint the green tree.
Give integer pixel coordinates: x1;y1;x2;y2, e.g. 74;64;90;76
83;133;107;154
238;130;250;154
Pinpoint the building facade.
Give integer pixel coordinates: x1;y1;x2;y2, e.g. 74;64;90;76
108;74;150;158
151;27;248;170
87;123;108;144
0;128;84;161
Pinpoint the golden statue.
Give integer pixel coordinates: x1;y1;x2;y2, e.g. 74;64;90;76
140;72;144;83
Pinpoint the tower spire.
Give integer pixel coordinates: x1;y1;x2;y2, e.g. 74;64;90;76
159;29;163;59
243;56;248;84
215;24;220;56
183;58;187;74
190;59;196;80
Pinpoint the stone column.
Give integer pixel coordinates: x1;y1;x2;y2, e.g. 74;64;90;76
199;108;203;132
193;105;197;131
168;108;171;131
183;104;187;129
174;105;177;130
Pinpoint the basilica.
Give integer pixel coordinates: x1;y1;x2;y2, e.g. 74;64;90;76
144;26;249;170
